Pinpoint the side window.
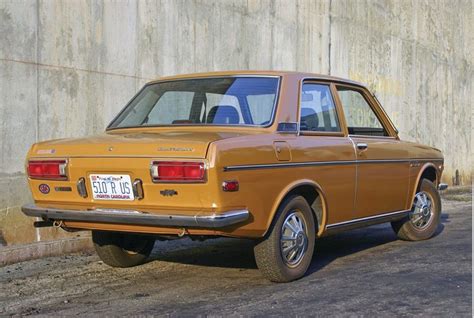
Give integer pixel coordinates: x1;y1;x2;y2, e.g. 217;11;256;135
300;83;340;132
336;87;387;136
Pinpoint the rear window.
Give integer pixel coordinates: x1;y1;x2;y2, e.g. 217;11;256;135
108;77;280;129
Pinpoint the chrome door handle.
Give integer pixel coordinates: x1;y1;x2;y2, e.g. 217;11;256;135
357;143;368;150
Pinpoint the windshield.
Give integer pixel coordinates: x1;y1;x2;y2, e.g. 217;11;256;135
108;77;280;129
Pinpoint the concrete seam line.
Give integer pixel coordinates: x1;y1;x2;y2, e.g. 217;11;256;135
0;58;154;81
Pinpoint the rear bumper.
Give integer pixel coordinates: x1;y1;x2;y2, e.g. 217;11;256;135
438;183;448;191
21;204;250;229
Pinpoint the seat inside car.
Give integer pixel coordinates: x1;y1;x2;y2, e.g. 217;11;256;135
300;107;319;131
207;105;240;124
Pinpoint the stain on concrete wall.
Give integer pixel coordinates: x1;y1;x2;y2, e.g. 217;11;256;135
0;0;472;246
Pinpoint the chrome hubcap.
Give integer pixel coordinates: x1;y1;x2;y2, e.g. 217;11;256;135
410;191;433;229
280;211;308;267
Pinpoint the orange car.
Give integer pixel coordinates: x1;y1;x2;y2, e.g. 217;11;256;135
22;71;446;282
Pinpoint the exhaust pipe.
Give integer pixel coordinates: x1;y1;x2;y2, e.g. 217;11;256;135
34;220;54;228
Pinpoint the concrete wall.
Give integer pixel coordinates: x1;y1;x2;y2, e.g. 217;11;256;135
0;0;472;247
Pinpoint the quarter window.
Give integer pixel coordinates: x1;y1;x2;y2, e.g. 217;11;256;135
337;87;388;136
299;84;340;132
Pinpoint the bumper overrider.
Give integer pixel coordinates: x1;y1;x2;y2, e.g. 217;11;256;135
21;204;250;229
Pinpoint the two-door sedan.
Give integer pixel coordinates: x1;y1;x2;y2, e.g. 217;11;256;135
22;71;446;282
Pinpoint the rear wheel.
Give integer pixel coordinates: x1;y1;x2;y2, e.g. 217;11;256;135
391;179;441;241
92;231;155;268
254;195;316;282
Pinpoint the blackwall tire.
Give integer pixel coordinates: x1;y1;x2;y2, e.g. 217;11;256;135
391;179;442;241
254;195;316;283
92;231;155;268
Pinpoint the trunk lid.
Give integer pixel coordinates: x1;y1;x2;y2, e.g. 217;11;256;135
31;130;245;158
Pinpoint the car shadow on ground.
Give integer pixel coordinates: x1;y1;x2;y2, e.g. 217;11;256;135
147;212;449;275
308;212;447;275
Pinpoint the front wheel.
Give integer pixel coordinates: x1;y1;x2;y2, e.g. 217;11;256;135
254;195;316;282
92;231;155;268
391;179;442;241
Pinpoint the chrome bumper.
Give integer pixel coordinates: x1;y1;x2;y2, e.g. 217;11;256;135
21;204;249;229
438;183;448;191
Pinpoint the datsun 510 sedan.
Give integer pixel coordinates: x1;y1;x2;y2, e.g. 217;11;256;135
22;71;447;282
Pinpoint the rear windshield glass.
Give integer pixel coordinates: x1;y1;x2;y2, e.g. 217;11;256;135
108;77;280;129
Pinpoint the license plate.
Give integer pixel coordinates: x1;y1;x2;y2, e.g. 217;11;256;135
89;174;135;201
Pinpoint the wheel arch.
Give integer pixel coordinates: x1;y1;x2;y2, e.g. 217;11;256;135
409;163;440;207
265;179;329;237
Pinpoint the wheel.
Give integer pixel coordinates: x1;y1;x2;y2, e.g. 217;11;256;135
254;195;316;282
92;231;155;268
391;179;442;241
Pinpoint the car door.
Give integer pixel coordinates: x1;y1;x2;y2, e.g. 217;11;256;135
335;85;410;218
289;81;357;225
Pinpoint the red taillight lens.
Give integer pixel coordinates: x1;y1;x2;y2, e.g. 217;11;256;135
151;161;205;182
222;180;239;192
27;160;67;180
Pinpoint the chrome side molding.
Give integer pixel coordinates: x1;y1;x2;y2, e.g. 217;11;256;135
21;204;249;229
324;209;410;234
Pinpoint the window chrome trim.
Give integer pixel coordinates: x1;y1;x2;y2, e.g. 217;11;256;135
106;75;282;130
372;93;399;135
348;134;397;140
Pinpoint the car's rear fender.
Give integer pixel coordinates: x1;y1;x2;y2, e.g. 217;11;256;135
264;179;329;237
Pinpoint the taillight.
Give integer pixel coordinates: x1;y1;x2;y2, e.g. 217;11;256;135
150;161;205;182
27;160;68;180
222;180;239;192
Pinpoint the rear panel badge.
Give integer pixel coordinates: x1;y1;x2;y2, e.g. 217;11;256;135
160;189;178;197
39;184;50;194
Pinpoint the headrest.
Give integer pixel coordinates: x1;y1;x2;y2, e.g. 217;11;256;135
207;105;240;124
300;107;319;130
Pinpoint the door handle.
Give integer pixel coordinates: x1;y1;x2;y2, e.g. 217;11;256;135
357;143;368;151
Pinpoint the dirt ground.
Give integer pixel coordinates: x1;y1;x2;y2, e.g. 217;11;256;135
0;194;471;316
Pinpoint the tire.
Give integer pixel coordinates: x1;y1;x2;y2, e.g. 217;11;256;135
92;231;155;268
391;179;442;241
254;195;316;283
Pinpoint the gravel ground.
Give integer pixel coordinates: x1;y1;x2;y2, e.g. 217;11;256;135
0;197;471;316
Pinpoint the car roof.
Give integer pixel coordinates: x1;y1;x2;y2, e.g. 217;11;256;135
148;70;367;88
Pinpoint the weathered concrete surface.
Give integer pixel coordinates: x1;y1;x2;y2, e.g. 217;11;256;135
0;0;472;248
330;0;473;186
0;198;470;316
0;235;93;267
